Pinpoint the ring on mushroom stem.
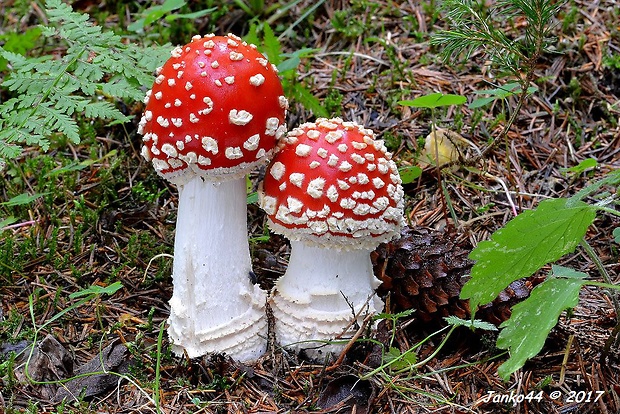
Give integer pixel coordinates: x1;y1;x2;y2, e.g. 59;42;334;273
138;33;288;361
258;117;405;360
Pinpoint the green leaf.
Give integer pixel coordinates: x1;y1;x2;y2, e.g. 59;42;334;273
568;169;620;204
399;93;467;109
1;192;50;206
468;96;498;109
45;159;95;177
0;27;42;71
444;316;497;331
550;264;588;279
0;216;18;230
559;158;598;175
472;82;521;96
384;347;417;371
468;83;538;109
69;281;123;299
374;308;416;322
398;165;423;184
496;273;586;380
261;24;282;66
165;8;215;21
144;0;186;26
614;227;620;244
247;191;258;205
292;83;328;118
277;48;317;73
461;198;597;312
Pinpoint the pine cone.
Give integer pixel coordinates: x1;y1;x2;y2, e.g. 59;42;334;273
372;226;534;326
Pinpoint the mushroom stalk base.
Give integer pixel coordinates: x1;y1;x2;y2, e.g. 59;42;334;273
167;176;267;361
271;241;383;360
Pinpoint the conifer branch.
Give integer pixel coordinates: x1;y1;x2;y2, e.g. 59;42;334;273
430;0;564;170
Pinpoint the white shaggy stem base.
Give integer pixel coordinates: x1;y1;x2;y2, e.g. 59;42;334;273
167;176;267;361
271;241;383;360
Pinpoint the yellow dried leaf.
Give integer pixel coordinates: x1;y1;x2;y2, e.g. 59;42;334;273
418;129;464;168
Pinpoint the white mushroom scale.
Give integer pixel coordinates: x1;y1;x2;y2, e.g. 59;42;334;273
258;118;405;359
138;33;288;361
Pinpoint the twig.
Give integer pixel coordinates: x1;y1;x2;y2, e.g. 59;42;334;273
559;335;574;385
580;239;620;362
482;172;518;216
141;253;174;283
0;219;37;232
326;314;373;372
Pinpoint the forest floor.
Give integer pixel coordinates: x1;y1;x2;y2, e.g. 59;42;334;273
1;0;619;413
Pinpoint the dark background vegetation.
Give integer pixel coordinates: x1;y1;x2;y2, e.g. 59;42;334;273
0;0;619;413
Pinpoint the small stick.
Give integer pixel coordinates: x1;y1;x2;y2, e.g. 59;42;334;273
326;313;373;372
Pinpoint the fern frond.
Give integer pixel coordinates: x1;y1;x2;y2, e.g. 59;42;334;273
84;101;132;122
38;104;81;143
0;0;170;162
99;78;146;102
52;94;89;116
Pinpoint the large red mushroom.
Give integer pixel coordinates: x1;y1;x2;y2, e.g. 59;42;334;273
258;118;404;359
138;33;288;361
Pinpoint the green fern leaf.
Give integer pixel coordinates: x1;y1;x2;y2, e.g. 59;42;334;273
39;104;80;143
0;0;170;161
84;101;131;122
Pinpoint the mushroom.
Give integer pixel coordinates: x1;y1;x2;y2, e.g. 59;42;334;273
258;118;404;358
138;33;288;361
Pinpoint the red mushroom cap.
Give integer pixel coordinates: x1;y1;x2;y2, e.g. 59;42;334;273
259;118;404;250
138;33;288;184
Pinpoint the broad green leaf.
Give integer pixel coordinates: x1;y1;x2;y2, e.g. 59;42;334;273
569;169;620;204
277;56;301;73
614;227;620;244
0;27;42;71
399;93;467;109
398;165;423;184
472;82;522;96
550;264;588;279
559;158;598;175
461;198;596;312
1;192;50;206
144;0;185;25
468;96;497;109
496;273;586;380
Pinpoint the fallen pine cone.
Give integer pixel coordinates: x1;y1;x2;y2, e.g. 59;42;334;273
372;226;537;326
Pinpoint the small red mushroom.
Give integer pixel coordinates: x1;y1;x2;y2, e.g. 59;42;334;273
258;118;404;359
138;33;288;361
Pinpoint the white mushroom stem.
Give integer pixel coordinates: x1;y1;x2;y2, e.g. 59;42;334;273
270;240;383;359
167;176;267;361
